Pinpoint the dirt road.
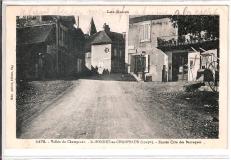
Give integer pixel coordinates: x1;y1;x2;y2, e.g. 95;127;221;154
20;75;158;139
19;74;218;139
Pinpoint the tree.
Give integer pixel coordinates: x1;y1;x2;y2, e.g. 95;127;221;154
16;16;56;28
89;17;97;36
170;15;219;38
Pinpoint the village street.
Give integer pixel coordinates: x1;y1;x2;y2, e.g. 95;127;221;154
18;74;218;139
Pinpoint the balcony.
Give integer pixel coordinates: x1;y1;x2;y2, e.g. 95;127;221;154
157;34;219;51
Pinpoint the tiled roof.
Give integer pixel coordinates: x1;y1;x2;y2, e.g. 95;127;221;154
106;31;124;44
17;24;54;45
91;31;112;44
85;30;124;52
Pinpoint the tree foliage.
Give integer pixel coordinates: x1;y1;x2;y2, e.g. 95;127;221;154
89;18;97;36
170;15;219;38
16;16;55;28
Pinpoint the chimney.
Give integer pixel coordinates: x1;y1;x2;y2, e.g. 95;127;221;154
77;16;79;28
122;32;126;39
103;23;110;33
38;16;42;22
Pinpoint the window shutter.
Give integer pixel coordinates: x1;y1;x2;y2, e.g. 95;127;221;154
148;55;150;72
148;24;151;40
144;25;146;40
140;25;144;41
140;23;151;42
145;55;150;72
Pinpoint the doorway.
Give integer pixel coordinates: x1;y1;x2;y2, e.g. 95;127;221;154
134;55;146;74
172;52;188;81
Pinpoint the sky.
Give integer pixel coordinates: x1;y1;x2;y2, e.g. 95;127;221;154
75;15;128;34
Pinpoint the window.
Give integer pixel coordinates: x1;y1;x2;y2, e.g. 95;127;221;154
140;23;151;42
59;27;68;46
62;30;64;43
64;31;67;45
114;48;117;57
77;59;82;73
59;28;62;43
119;50;122;58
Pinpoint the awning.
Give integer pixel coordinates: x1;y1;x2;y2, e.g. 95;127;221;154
201;49;217;56
136;47;165;55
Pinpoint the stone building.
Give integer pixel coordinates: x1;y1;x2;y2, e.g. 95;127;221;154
85;22;125;74
16;16;85;81
128;15;219;82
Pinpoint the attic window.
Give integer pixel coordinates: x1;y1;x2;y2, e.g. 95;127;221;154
140;22;151;42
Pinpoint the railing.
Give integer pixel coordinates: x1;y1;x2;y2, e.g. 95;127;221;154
157;34;219;48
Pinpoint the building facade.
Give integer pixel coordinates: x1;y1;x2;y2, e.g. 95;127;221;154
128;15;219;82
16;16;85;81
85;23;125;74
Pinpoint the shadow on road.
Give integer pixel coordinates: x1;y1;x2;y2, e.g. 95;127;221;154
79;73;137;82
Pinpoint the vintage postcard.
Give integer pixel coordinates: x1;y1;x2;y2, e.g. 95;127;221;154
2;4;228;152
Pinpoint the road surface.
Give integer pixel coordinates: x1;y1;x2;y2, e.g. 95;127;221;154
19;74;218;139
20;75;158;139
